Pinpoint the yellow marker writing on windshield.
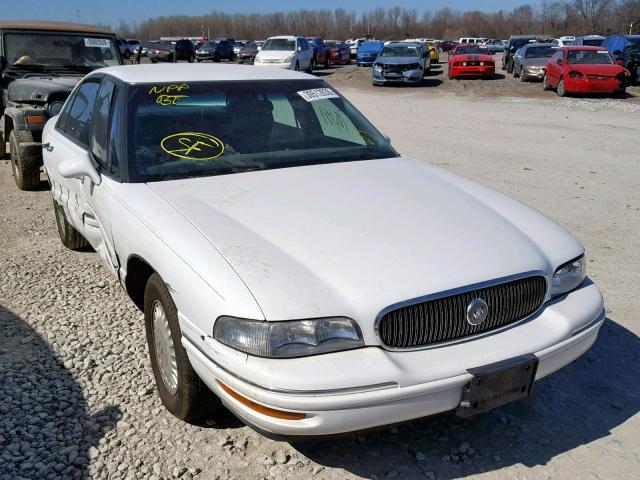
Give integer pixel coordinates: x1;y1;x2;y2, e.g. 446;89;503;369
161;132;224;161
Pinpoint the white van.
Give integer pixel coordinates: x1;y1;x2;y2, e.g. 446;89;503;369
458;37;488;44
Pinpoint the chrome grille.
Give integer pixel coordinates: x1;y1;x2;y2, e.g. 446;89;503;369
377;276;547;349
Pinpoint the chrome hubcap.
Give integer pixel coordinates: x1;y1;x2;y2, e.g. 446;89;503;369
152;300;178;395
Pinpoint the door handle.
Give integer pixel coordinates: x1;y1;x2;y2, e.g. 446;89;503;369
42;143;54;152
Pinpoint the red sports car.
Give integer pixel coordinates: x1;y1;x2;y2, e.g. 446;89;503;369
448;44;495;79
544;46;629;97
324;40;351;66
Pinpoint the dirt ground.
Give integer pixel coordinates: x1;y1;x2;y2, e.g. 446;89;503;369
1;59;639;480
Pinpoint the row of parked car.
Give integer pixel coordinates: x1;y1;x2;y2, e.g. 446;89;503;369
122;36;355;71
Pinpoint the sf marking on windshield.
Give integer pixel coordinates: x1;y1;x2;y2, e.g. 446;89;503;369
160;132;225;160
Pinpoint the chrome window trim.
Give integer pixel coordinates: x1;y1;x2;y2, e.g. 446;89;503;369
374;270;549;352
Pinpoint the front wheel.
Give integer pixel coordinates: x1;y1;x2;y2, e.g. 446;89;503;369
294;61;300;71
144;273;220;422
542;74;551;91
557;78;567;97
306;58;315;73
188;55;194;63
10;130;40;191
507;61;513;74
53;198;89;250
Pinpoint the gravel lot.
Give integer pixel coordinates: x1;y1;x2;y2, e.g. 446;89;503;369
1;61;639;480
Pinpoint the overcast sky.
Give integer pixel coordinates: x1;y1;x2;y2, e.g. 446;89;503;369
2;0;532;26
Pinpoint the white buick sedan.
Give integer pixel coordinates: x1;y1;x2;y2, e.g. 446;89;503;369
42;64;604;437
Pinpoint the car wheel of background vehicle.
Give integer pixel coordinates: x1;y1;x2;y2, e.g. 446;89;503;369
188;55;194;63
294;61;300;71
326;56;331;68
306;58;315;73
507;61;513;73
0;137;6;159
151;59;158;63
557;78;567;97
10;130;40;191
52;198;90;250
144;273;220;422
513;66;519;78
542;74;551;91
520;71;526;82
213;53;221;62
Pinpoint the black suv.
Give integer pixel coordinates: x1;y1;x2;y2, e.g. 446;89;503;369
195;39;235;62
502;35;537;73
174;39;196;62
0;21;122;190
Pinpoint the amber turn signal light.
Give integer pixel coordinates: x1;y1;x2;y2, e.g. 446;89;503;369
26;115;45;126
216;380;305;421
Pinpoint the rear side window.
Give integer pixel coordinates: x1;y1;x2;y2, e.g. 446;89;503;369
64;80;101;147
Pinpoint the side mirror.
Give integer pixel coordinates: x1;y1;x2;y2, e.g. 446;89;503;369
59;152;101;186
297;46;302;52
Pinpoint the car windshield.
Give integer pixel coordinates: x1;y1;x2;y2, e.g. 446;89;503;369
380;45;418;57
202;41;219;48
582;39;604;46
455;46;489;55
512;38;535;49
525;46;555;58
567;50;613;64
127;80;398;182
628;39;640;54
262;39;294;51
3;32;120;69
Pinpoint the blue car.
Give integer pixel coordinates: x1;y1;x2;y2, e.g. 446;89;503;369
603;35;640;85
356;41;384;66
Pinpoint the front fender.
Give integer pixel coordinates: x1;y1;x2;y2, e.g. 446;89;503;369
3;106;46;141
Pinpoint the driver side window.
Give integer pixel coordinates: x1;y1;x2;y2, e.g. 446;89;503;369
62;80;100;147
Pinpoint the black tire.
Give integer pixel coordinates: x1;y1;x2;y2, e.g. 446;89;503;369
151;58;158;64
294;61;300;71
188;55;194;63
53;198;90;250
306;58;315;73
213;53;221;62
513;65;519;78
144;273;220;422
542;74;551;91
10;130;40;191
557;78;567;97
326;55;332;68
0;137;6;159
507;61;513;74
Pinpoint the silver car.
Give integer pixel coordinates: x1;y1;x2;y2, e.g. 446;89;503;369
372;42;428;86
513;43;557;82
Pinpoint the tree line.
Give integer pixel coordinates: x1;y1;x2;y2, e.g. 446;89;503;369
112;0;640;41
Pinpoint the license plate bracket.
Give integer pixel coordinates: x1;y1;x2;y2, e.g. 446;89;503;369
456;354;538;418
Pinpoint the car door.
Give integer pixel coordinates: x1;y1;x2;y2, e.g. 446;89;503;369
83;77;121;273
44;78;101;237
547;51;562;85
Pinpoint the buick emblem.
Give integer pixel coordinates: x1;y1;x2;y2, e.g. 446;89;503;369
466;298;489;326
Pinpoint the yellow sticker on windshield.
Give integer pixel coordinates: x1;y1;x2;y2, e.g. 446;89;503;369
149;84;190;106
356;130;376;146
160;132;224;160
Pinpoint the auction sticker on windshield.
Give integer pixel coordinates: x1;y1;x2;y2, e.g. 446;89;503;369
297;88;339;102
85;38;111;48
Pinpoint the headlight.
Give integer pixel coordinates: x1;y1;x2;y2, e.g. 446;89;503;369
282;54;293;63
213;316;364;358
47;100;65;117
373;65;382;72
479;61;485;66
462;61;467;66
551;255;586;297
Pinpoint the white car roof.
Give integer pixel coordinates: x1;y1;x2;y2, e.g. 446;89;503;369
266;35;297;40
91;64;316;83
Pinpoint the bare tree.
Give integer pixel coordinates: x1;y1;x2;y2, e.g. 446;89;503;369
574;0;614;32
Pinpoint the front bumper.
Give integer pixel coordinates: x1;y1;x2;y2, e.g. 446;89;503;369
373;67;423;83
522;67;546;80
564;77;624;94
183;281;604;437
450;66;495;77
254;61;293;69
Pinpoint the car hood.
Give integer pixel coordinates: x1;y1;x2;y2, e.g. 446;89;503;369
7;76;81;103
358;48;382;55
257;50;293;60
452;54;494;62
522;57;549;66
148;157;583;325
375;56;421;65
565;64;626;75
